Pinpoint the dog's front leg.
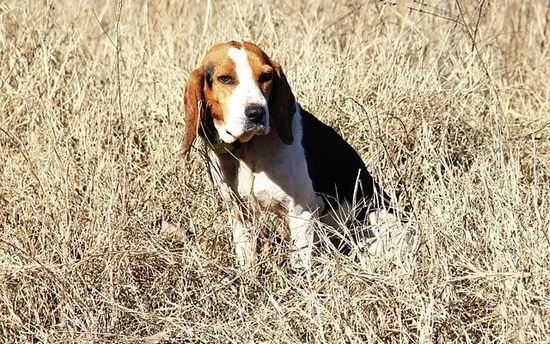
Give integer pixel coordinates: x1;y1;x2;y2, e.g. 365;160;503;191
288;206;315;270
231;212;256;269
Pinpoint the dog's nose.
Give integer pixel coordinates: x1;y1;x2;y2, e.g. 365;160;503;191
245;104;265;124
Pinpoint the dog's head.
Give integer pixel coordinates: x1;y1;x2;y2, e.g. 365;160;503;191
183;41;295;154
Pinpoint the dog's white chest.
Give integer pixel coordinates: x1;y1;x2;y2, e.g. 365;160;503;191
208;107;319;214
207;150;292;212
235;167;289;211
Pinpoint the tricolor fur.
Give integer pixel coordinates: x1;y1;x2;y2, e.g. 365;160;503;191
183;41;396;269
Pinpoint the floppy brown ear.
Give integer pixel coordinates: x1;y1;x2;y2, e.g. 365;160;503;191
269;61;295;145
182;66;205;155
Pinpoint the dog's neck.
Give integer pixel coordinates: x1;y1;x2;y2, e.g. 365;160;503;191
205;140;241;155
207;130;281;173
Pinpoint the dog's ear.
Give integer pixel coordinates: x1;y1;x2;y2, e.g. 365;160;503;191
269;61;295;145
183;66;205;155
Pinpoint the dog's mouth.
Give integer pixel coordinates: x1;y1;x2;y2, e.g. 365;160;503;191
226;125;268;143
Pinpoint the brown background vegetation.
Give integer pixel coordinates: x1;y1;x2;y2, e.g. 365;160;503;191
1;0;549;342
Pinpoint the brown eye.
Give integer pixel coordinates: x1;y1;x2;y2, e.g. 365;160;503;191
218;75;233;84
258;71;273;83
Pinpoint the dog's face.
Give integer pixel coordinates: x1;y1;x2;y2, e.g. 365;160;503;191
183;41;295;153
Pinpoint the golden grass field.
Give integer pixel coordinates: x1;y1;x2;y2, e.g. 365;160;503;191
1;0;549;342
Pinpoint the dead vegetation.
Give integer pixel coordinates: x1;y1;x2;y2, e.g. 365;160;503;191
1;0;549;342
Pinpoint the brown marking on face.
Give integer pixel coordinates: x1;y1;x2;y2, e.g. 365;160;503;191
243;41;295;144
243;41;275;100
200;43;238;125
183;40;294;153
201;41;274;126
198;41;276;131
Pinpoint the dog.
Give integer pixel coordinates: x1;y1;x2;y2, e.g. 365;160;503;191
183;40;399;269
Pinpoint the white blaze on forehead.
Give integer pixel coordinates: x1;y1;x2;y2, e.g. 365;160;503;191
228;47;254;83
226;47;266;107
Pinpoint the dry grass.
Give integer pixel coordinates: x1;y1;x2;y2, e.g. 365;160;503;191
1;0;549;342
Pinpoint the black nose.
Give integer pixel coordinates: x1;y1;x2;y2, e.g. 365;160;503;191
245;104;265;124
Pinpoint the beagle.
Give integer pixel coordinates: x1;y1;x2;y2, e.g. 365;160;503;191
183;41;397;269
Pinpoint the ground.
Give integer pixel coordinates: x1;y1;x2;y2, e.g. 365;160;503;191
0;0;549;342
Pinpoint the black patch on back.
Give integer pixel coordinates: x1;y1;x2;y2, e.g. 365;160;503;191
205;64;214;88
300;107;393;224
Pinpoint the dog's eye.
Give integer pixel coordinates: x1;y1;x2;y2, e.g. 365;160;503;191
218;75;233;84
258;71;273;83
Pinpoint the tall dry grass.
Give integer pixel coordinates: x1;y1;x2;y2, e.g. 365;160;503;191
1;0;549;342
